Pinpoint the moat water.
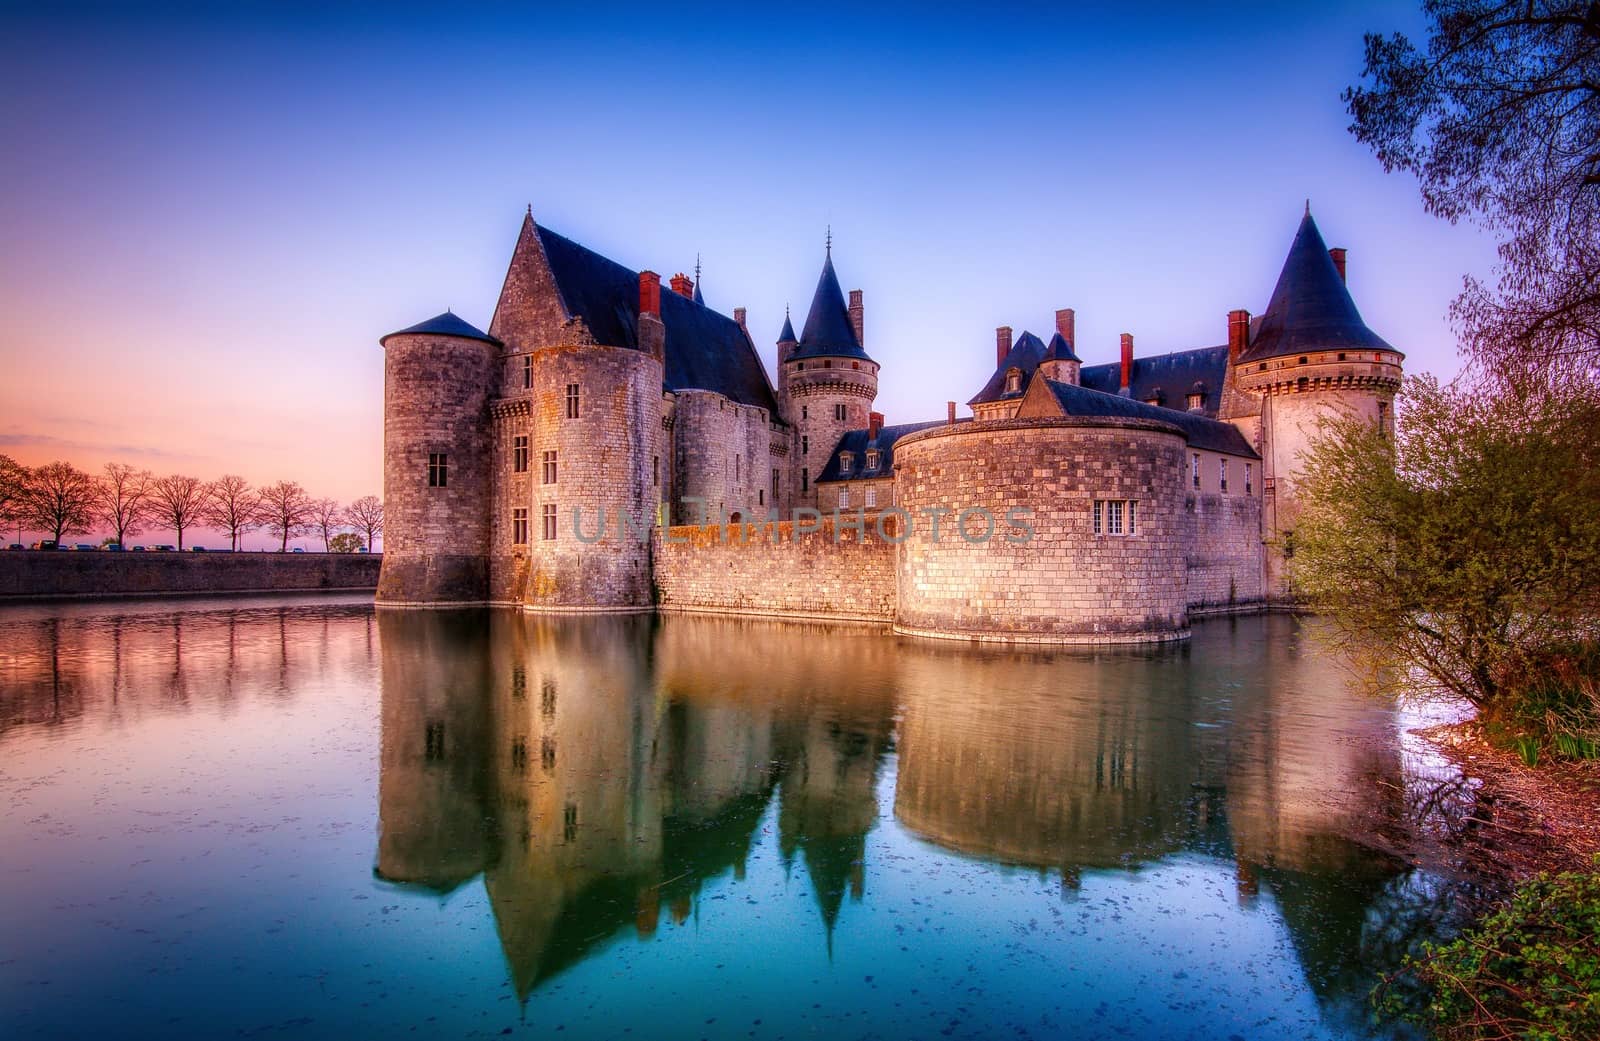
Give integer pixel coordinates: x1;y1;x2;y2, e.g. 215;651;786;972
0;596;1466;1040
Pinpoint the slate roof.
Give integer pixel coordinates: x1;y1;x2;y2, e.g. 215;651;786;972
381;310;500;346
778;310;797;344
968;331;1049;405
1239;212;1395;363
534;226;782;415
793;251;870;361
1039;378;1258;458
1079;345;1230;417
1043;331;1081;363
815;419;964;483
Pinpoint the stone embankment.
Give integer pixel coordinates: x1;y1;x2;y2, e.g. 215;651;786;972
0;552;381;601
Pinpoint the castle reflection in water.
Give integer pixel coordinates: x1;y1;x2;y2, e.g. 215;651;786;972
372;609;1411;1002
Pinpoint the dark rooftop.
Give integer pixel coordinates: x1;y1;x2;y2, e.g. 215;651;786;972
1079;345;1229;417
968;331;1048;405
1239;212;1395;363
815;419;964;483
1039;378;1258;457
1043;331;1081;364
793;250;870;361
777;309;796;344
381;310;499;346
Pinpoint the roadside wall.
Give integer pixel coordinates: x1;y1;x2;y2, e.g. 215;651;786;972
651;517;895;622
0;552;381;600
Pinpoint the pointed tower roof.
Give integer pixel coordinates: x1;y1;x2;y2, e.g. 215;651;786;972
968;330;1048;405
778;307;797;344
693;255;705;306
1043;330;1081;363
1239;211;1395;363
793;247;871;361
380;310;499;346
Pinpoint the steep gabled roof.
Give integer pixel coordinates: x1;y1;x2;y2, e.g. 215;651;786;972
531;224;782;415
793;250;870;361
380;310;499;346
815;419;963;483
1043;331;1081;363
777;309;797;344
969;331;1048;405
1036;378;1257;457
1079;345;1230;418
1239;212;1395;363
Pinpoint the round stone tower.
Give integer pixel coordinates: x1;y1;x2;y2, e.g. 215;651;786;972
1232;210;1403;598
377;312;500;605
782;243;878;505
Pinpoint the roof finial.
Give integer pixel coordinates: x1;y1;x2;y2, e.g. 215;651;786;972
695;253;701;283
526;203;532;216
1304;198;1311;218
825;225;832;256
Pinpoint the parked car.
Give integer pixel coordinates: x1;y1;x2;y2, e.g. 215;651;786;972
30;540;57;550
151;544;176;552
73;543;96;551
190;546;207;552
6;543;22;551
291;547;305;553
130;545;147;552
103;543;124;552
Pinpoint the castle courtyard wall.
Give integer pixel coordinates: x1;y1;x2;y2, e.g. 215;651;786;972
1183;492;1266;613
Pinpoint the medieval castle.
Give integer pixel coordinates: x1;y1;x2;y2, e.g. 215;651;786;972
378;206;1402;643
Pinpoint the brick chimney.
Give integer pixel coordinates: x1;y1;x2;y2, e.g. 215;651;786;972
947;401;957;425
733;307;747;333
1119;333;1134;395
1055;308;1075;346
669;272;694;298
848;289;864;347
639;272;665;360
1328;248;1347;283
996;325;1013;367
1227;309;1251;362
868;411;883;439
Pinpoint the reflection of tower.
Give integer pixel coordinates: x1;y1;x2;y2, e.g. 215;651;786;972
374;610;494;892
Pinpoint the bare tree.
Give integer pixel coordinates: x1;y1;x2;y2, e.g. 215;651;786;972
204;474;261;552
257;480;315;552
149;474;211;552
23;461;98;545
94;463;153;548
0;454;27;544
309;497;342;552
343;494;383;552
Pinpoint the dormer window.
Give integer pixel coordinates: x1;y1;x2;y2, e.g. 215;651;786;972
1004;367;1023;394
1187;392;1204;410
865;449;881;470
839;452;853;475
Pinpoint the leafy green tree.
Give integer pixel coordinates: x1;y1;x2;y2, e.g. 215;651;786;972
328;532;363;554
1292;375;1600;726
1346;1;1600;383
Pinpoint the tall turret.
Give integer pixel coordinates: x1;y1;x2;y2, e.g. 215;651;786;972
782;241;879;506
377;311;500;604
1231;208;1403;599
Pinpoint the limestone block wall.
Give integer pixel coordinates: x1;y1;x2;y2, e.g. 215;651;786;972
522;344;662;612
0;551;381;601
815;477;893;512
785;360;877;507
1184;492;1265;612
378;331;498;604
892;417;1190;644
651;517;896;623
671;391;774;524
487;399;533;605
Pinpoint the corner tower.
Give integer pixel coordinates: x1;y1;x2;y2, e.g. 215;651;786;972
781;241;878;506
1231;208;1403;599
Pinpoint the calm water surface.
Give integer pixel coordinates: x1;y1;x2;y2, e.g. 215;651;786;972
0;597;1448;1040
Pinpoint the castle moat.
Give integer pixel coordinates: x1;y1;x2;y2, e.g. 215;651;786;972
1;596;1464;1040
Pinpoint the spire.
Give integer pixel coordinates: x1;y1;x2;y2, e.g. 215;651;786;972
793;243;870;361
693;255;704;306
778;305;797;344
1239;209;1394;362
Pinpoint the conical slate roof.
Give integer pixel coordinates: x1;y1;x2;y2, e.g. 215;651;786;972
1043;330;1081;363
1239;212;1394;363
793;250;870;361
778;310;797;344
380;310;499;346
693;280;704;306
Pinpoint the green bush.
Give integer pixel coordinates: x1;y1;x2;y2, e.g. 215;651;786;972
1379;864;1600;1040
1485;641;1600;763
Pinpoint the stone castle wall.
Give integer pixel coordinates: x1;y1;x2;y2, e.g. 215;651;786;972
892;418;1191;644
670;391;776;525
785;360;877;507
1184;492;1265;612
0;551;381;601
652;517;896;623
378;331;498;605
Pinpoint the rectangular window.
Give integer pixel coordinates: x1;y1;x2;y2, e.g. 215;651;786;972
839;489;851;508
1219;458;1228;494
1192;453;1200;490
834;403;847;422
866;450;880;469
864;486;877;508
1093;499;1103;535
521;355;532;389
541;450;557;485
512;508;529;545
1093;500;1137;536
541;503;556;540
758;489;764;506
734;455;740;481
513;436;529;473
801;469;809;492
802;435;809;456
652;455;660;487
428;453;447;488
1245;463;1253;495
840;453;852;475
565;383;580;419
1127;499;1137;535
802;406;809;419
772;468;780;501
1107;499;1125;535
1377;400;1389;439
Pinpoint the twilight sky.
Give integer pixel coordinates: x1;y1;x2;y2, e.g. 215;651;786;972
1;1;1497;512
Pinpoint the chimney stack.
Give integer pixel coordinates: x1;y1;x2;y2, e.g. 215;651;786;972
947;401;957;425
1328;248;1347;283
868;411;883;440
733;307;747;333
669;272;694;298
639;271;661;316
996;325;1013;367
1119;333;1134;394
1227;309;1251;361
848;289;865;347
1055;308;1076;346
638;272;665;360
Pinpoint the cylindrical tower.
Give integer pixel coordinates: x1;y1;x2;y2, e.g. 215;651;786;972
377;312;500;605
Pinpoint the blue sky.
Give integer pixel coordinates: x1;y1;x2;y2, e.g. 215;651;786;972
0;1;1495;500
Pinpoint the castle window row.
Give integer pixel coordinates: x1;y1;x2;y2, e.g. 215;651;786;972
428;453;448;488
542;504;557;540
521;356;532;389
512;508;528;545
565;383;580;419
1093;499;1138;536
542;450;557;485
513;436;529;473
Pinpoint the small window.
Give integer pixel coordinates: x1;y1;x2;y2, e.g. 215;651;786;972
865;449;880;470
1192;453;1200;490
864;487;877;508
839;453;853;475
772;468;780;501
522;355;532;389
801;469;809;492
839;488;851;508
1093;499;1102;535
824;360;832;369
652;455;660;486
513;435;529;473
1298;356;1308;365
1245;462;1253;495
1005;368;1022;394
735;455;740;481
1093;499;1138;536
1337;353;1347;361
852;361;860;370
542;450;557;485
541;503;556;540
797;362;805;371
802;435;809;456
758;489;764;506
428;453;448;488
834;403;847;422
802;405;808;420
1187;392;1204;410
1219;458;1228;493
1377;400;1389;439
565;383;580;419
512;508;528;545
